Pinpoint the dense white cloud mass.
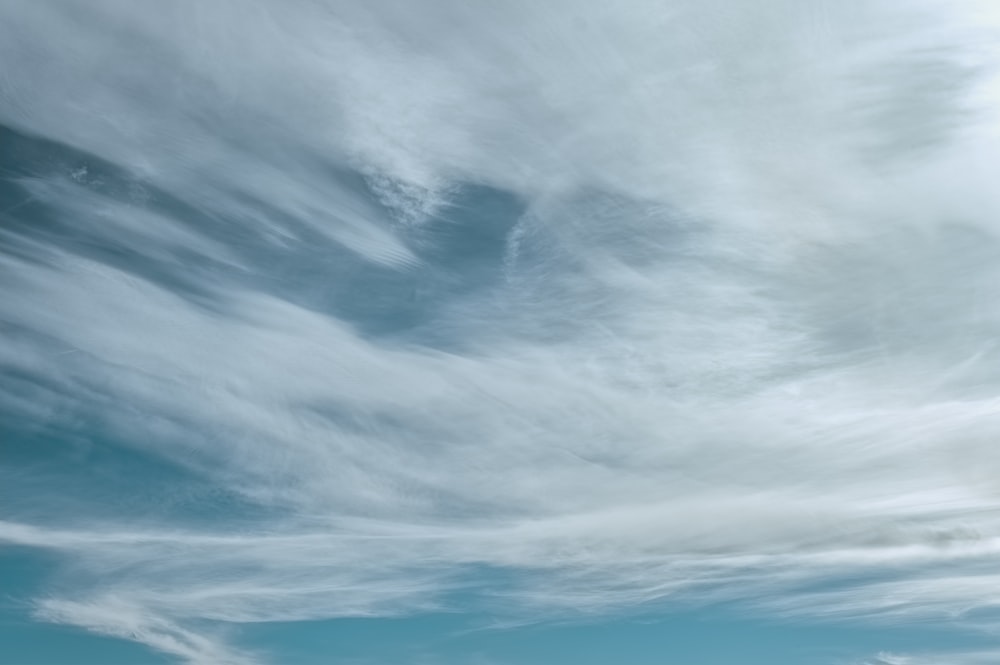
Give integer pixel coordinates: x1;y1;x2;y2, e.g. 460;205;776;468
3;1;1000;663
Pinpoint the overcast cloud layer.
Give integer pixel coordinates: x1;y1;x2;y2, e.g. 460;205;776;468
4;1;1000;664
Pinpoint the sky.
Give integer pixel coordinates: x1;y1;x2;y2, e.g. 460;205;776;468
3;1;1000;664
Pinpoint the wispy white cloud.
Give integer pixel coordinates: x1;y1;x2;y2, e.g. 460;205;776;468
35;597;258;665
3;0;1000;663
858;648;1000;665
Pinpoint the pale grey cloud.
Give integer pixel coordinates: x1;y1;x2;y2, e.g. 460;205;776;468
3;1;1000;663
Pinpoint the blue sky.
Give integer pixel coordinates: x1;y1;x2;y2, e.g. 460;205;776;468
4;1;1000;664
